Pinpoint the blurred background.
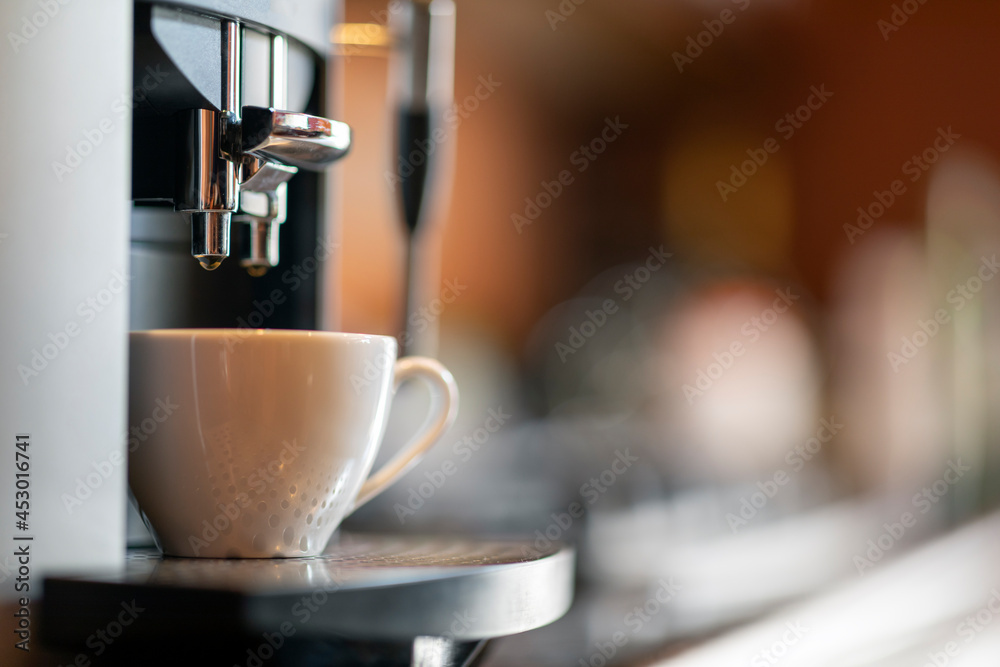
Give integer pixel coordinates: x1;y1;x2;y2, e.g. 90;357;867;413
336;0;1000;664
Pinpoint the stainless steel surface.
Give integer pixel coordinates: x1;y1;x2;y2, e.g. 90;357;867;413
238;188;282;218
241;217;280;274
189;211;231;270
44;534;576;642
222;17;241;121
176;108;236;269
242;106;353;170
241;160;298;192
175;108;238;212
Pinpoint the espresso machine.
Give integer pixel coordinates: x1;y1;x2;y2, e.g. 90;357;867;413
1;0;351;593
1;1;572;665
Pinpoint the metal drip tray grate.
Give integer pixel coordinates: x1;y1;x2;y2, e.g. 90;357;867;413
318;535;543;567
42;532;575;666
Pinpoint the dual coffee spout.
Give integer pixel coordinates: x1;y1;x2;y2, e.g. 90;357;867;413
177;23;351;273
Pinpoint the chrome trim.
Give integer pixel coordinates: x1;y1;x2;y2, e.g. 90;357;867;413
190;211;231;270
242;106;352;170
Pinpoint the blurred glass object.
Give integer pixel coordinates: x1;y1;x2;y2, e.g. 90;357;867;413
830;228;947;493
650;279;822;481
926;148;1000;514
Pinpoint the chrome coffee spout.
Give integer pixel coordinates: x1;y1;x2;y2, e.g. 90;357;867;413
175;19;241;271
176;21;352;272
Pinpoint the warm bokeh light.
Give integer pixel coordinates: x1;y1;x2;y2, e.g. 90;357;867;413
654;280;821;480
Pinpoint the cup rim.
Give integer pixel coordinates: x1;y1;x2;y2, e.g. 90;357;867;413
129;328;396;345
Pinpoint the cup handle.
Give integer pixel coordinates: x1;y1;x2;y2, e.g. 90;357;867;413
349;357;459;512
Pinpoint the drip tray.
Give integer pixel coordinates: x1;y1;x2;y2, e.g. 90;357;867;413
42;533;575;667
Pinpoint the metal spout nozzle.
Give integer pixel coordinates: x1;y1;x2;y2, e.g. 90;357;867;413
173;22;352;274
238;218;280;277
191;211;231;271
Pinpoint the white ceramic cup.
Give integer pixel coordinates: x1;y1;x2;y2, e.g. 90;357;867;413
128;329;458;558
